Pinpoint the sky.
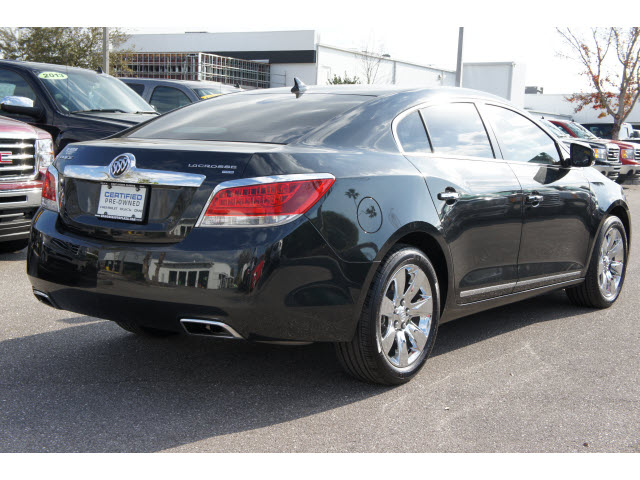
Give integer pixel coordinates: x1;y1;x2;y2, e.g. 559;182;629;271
126;25;589;94
9;0;638;95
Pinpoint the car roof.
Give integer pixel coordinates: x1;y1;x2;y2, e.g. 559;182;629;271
119;78;239;89
0;59;101;74
237;84;506;101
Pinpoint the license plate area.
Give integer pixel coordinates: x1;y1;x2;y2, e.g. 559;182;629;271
96;183;148;222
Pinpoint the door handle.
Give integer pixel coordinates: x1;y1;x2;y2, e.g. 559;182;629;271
437;189;460;202
526;193;544;206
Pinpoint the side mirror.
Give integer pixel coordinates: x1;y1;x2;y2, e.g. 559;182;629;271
0;95;43;119
568;142;595;167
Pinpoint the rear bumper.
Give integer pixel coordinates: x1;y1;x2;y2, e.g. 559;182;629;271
27;209;371;342
0;187;41;241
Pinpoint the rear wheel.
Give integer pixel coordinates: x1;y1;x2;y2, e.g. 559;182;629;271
115;320;177;338
335;245;439;385
0;239;29;254
566;216;628;308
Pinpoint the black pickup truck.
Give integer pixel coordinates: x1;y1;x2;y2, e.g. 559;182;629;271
0;60;158;153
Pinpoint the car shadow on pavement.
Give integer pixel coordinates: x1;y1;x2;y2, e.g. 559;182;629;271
432;289;589;358
0;289;590;452
0;248;27;263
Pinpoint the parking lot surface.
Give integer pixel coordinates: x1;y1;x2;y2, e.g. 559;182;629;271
1;185;639;453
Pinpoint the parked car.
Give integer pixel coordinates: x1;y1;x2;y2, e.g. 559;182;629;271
0;60;158;154
549;119;622;180
583;122;640;144
0;115;53;253
120;78;242;114
581;121;640;183
27;84;631;385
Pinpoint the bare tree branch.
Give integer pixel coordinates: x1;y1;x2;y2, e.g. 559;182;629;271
557;27;640;139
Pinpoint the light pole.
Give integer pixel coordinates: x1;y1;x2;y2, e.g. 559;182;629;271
455;27;464;87
102;27;109;74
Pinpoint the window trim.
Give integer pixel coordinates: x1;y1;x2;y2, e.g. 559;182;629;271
392;99;497;161
395;109;433;154
479;102;564;166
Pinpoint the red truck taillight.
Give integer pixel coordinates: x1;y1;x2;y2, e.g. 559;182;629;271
41;166;59;212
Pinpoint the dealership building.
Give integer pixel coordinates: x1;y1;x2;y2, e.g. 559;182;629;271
119;30;527;106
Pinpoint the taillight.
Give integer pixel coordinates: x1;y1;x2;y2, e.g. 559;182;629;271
41;166;59;212
197;174;335;227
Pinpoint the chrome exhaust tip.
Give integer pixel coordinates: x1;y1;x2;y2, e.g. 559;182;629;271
33;290;57;309
180;319;243;339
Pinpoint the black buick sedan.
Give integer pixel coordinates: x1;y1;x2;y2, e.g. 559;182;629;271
27;84;631;385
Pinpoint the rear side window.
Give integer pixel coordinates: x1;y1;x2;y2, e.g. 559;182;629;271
420;103;494;158
396;111;431;153
486;106;560;164
126;83;145;96
125;93;371;144
149;86;191;114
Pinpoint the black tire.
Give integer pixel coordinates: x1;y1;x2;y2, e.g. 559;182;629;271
566;216;628;308
335;245;440;385
115;320;177;338
0;239;29;254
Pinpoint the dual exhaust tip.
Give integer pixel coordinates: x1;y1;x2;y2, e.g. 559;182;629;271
180;319;243;339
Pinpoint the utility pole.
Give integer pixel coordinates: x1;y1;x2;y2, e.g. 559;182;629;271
455;27;464;87
102;27;109;74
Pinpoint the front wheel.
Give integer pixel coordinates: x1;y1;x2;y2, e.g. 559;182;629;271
335;245;440;385
566;216;628;308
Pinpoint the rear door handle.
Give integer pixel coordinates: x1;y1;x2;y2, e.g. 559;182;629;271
525;194;544;206
438;190;460;202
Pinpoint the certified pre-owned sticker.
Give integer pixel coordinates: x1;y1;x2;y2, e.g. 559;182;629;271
38;72;68;80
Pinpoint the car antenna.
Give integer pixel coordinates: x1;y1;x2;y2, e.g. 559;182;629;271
291;77;307;98
96;66;103;74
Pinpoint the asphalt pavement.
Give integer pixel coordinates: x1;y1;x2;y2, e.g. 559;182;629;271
1;184;638;452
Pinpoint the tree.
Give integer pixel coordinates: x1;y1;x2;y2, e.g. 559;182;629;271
557;28;640;139
328;72;361;84
0;27;133;76
358;48;383;84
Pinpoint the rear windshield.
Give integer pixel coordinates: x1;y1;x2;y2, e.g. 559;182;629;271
124;93;371;144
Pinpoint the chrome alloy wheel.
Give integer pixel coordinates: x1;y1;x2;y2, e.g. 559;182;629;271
598;226;625;300
377;264;433;369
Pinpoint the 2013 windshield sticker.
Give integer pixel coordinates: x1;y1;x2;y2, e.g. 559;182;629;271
38;72;68;80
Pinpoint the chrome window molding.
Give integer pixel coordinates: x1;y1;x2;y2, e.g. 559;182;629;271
195;173;336;228
392;97;565;168
61;164;206;188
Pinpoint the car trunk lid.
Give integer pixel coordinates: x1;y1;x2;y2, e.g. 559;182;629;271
55;138;282;243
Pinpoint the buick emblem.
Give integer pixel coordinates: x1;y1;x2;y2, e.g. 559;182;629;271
109;153;135;178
